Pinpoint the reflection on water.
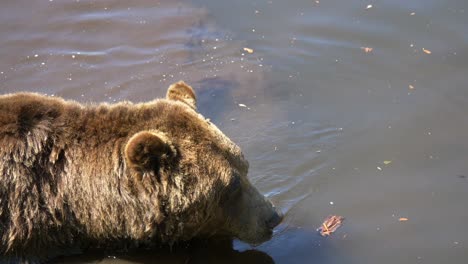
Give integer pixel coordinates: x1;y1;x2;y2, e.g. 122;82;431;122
54;240;274;264
2;0;468;263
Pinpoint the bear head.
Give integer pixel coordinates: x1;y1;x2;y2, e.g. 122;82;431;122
123;81;283;245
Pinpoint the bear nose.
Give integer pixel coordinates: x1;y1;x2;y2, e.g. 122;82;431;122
266;209;284;229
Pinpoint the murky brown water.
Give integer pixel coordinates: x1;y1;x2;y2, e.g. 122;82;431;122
2;0;468;263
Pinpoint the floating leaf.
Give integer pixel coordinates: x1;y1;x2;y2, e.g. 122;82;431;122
318;215;345;237
243;47;254;54
422;48;432;54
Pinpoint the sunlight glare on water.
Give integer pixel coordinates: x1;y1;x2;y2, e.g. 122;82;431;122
1;0;468;263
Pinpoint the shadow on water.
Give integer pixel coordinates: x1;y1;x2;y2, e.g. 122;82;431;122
53;227;336;264
196;77;238;123
52;239;275;264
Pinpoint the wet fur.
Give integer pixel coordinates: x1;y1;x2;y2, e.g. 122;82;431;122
0;86;243;262
0;81;279;263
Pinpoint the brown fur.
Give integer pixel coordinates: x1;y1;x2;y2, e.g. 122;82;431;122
0;81;282;262
166;81;197;109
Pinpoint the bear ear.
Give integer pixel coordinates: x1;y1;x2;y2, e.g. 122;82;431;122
166;81;197;110
124;131;175;171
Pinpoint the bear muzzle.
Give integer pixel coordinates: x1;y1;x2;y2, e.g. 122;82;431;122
266;208;283;230
246;203;284;245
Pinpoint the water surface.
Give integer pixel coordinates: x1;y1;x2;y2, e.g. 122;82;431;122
1;0;468;263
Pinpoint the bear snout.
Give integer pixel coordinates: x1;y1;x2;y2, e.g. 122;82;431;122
266;209;283;229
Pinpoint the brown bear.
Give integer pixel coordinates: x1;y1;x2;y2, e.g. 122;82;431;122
0;81;282;263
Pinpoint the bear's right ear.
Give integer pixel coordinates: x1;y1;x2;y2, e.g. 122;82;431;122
124;131;175;171
166;81;197;110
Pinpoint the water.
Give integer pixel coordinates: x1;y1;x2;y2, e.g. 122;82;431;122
1;0;468;263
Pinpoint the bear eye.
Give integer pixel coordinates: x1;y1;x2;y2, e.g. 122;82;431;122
220;172;242;205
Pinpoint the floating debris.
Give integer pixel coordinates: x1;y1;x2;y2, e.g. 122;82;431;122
243;47;254;54
361;47;373;53
398;217;409;222
366;4;373;9
383;160;392;165
409;85;415;90
318;215;345;237
377;166;382;171
422;48;432;54
238;103;247;108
